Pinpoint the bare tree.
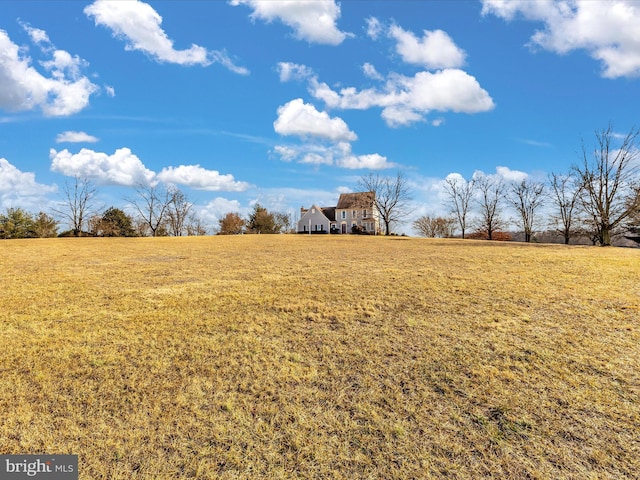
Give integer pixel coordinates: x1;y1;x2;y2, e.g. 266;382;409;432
128;184;175;237
443;175;475;239
508;179;546;243
475;174;506;240
186;212;207;236
413;215;456;238
358;171;412;235
53;176;97;236
275;211;293;233
166;187;192;236
548;172;583;245
573;124;640;246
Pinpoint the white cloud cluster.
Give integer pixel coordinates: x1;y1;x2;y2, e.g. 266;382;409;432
0;158;57;209
157;165;250;192
56;131;99;143
274;141;393;170
482;0;640;78
85;0;248;73
0;28;98;116
280;20;493;128
274;98;356;142
230;0;349;45
49;147;249;192
365;17;383;41
388;25;466;69
20;22;50;46
50;148;156;186
272;99;393;170
277;62;314;82
310;69;494;128
362;62;384;81
472;165;529;184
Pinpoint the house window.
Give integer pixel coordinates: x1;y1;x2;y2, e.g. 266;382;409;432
341;211;346;219
352;210;357;218
363;209;367;217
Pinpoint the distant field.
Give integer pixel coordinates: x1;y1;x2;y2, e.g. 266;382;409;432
1;236;639;479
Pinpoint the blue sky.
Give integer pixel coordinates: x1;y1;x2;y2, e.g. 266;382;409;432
1;0;639;233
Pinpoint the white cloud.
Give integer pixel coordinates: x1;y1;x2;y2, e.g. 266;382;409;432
444;172;469;186
0;29;98;116
337;153;391;170
49;147;250;192
19;22;51;47
273;145;298;162
272;141;394;170
277;62;314;82
365;17;383;40
388;25;466;69
198;197;247;227
50;148;156;186
105;85;116;97
519;138;553;148
272;98;396;170
496;166;528;183
41;49;87;80
362;62;384;81
0;158;57;209
56;131;99;143
210;50;250;75
310;69;494;127
85;0;248;73
157;165;250;192
482;0;640;78
230;0;350;45
274;98;357;142
473;165;528;184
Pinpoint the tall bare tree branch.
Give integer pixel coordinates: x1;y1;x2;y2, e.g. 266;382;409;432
508;179;546;243
475;174;506;240
573;124;640;246
127;184;175;237
52;176;97;237
443;176;475;239
358;171;412;235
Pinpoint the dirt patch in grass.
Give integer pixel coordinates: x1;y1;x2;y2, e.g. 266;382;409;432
1;236;639;478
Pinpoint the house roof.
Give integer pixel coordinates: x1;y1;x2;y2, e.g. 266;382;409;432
336;191;375;209
321;207;336;222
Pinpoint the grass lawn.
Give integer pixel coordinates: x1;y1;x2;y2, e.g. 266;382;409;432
1;235;639;479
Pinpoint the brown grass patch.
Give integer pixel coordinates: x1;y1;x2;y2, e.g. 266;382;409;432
1;236;639;478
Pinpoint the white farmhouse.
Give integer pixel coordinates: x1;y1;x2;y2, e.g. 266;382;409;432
297;192;380;234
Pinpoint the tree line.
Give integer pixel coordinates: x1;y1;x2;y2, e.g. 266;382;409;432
413;124;640;247
2;124;639;245
1;182;207;239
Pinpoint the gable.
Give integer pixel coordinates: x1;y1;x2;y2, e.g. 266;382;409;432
299;205;331;224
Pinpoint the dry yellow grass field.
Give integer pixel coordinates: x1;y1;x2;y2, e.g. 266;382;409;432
1;235;639;479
